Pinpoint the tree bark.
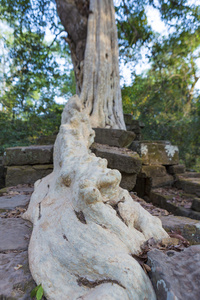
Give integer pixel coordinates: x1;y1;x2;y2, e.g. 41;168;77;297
56;0;126;129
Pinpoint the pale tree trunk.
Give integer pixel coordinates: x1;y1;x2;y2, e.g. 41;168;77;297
56;0;126;129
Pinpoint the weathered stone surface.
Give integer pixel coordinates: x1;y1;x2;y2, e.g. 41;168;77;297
130;141;179;165
167;164;185;174
191;198;200;212
36;134;57;145
0;218;32;251
0;194;30;211
23;95;168;300
0;251;36;300
147;246;200;300
123;115;144;140
5;164;53;187
160;215;200;244
150;191;200;220
91;143;142;174
133;166;174;197
141;165;174;188
0;163;5;189
120;172;137;191
93;128;136;148
3;145;53;166
175;173;200;197
133;177;152;198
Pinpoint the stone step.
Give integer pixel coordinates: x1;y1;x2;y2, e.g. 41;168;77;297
5;164;53;187
93;128;136;148
150;190;200;220
166;164;185;175
3;145;53;166
133;165;174;197
0;251;36;299
0;194;30;212
0;218;32;252
129;140;179;165
160;215;200;245
175;173;200;197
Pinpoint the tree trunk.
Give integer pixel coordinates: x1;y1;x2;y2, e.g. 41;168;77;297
56;0;126;129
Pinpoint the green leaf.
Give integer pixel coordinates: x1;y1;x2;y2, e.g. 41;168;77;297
30;285;39;298
36;285;44;300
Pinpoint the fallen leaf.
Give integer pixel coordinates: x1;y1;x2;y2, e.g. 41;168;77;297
14;264;23;270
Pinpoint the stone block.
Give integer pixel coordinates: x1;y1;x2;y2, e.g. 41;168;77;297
0;194;30;211
191;198;200;212
120;172;137;191
0;164;5;189
150;191;200;220
160;215;200;245
36;134;57;145
0;251;36;300
175;174;200;197
91;143;142;174
3;145;53;166
129;140;179;165
5;164;53;187
93;128;136;148
0;218;32;251
147;246;200;300
140;165;174;188
133;177;152;198
167;164;185;174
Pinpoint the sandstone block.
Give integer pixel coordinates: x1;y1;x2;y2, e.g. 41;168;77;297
36;134;57;145
120;172;137;191
147;246;200;300
160;215;200;244
5;164;53;187
167;164;185;174
0;218;32;251
175;174;200;197
91;143;142;174
93;128;136;148
150;191;200;220
130;140;179;165
140;165;174;187
3;145;53;166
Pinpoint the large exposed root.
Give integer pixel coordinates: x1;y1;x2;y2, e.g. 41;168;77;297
23;95;168;300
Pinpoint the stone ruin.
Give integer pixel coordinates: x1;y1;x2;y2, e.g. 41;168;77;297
23;95;168;299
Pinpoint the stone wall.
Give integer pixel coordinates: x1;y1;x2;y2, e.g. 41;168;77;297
2;129;141;191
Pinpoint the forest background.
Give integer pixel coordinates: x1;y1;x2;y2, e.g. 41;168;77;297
0;0;200;170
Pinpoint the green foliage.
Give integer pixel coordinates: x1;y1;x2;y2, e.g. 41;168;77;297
0;0;73;154
120;0;200;170
31;284;44;300
0;103;64;155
